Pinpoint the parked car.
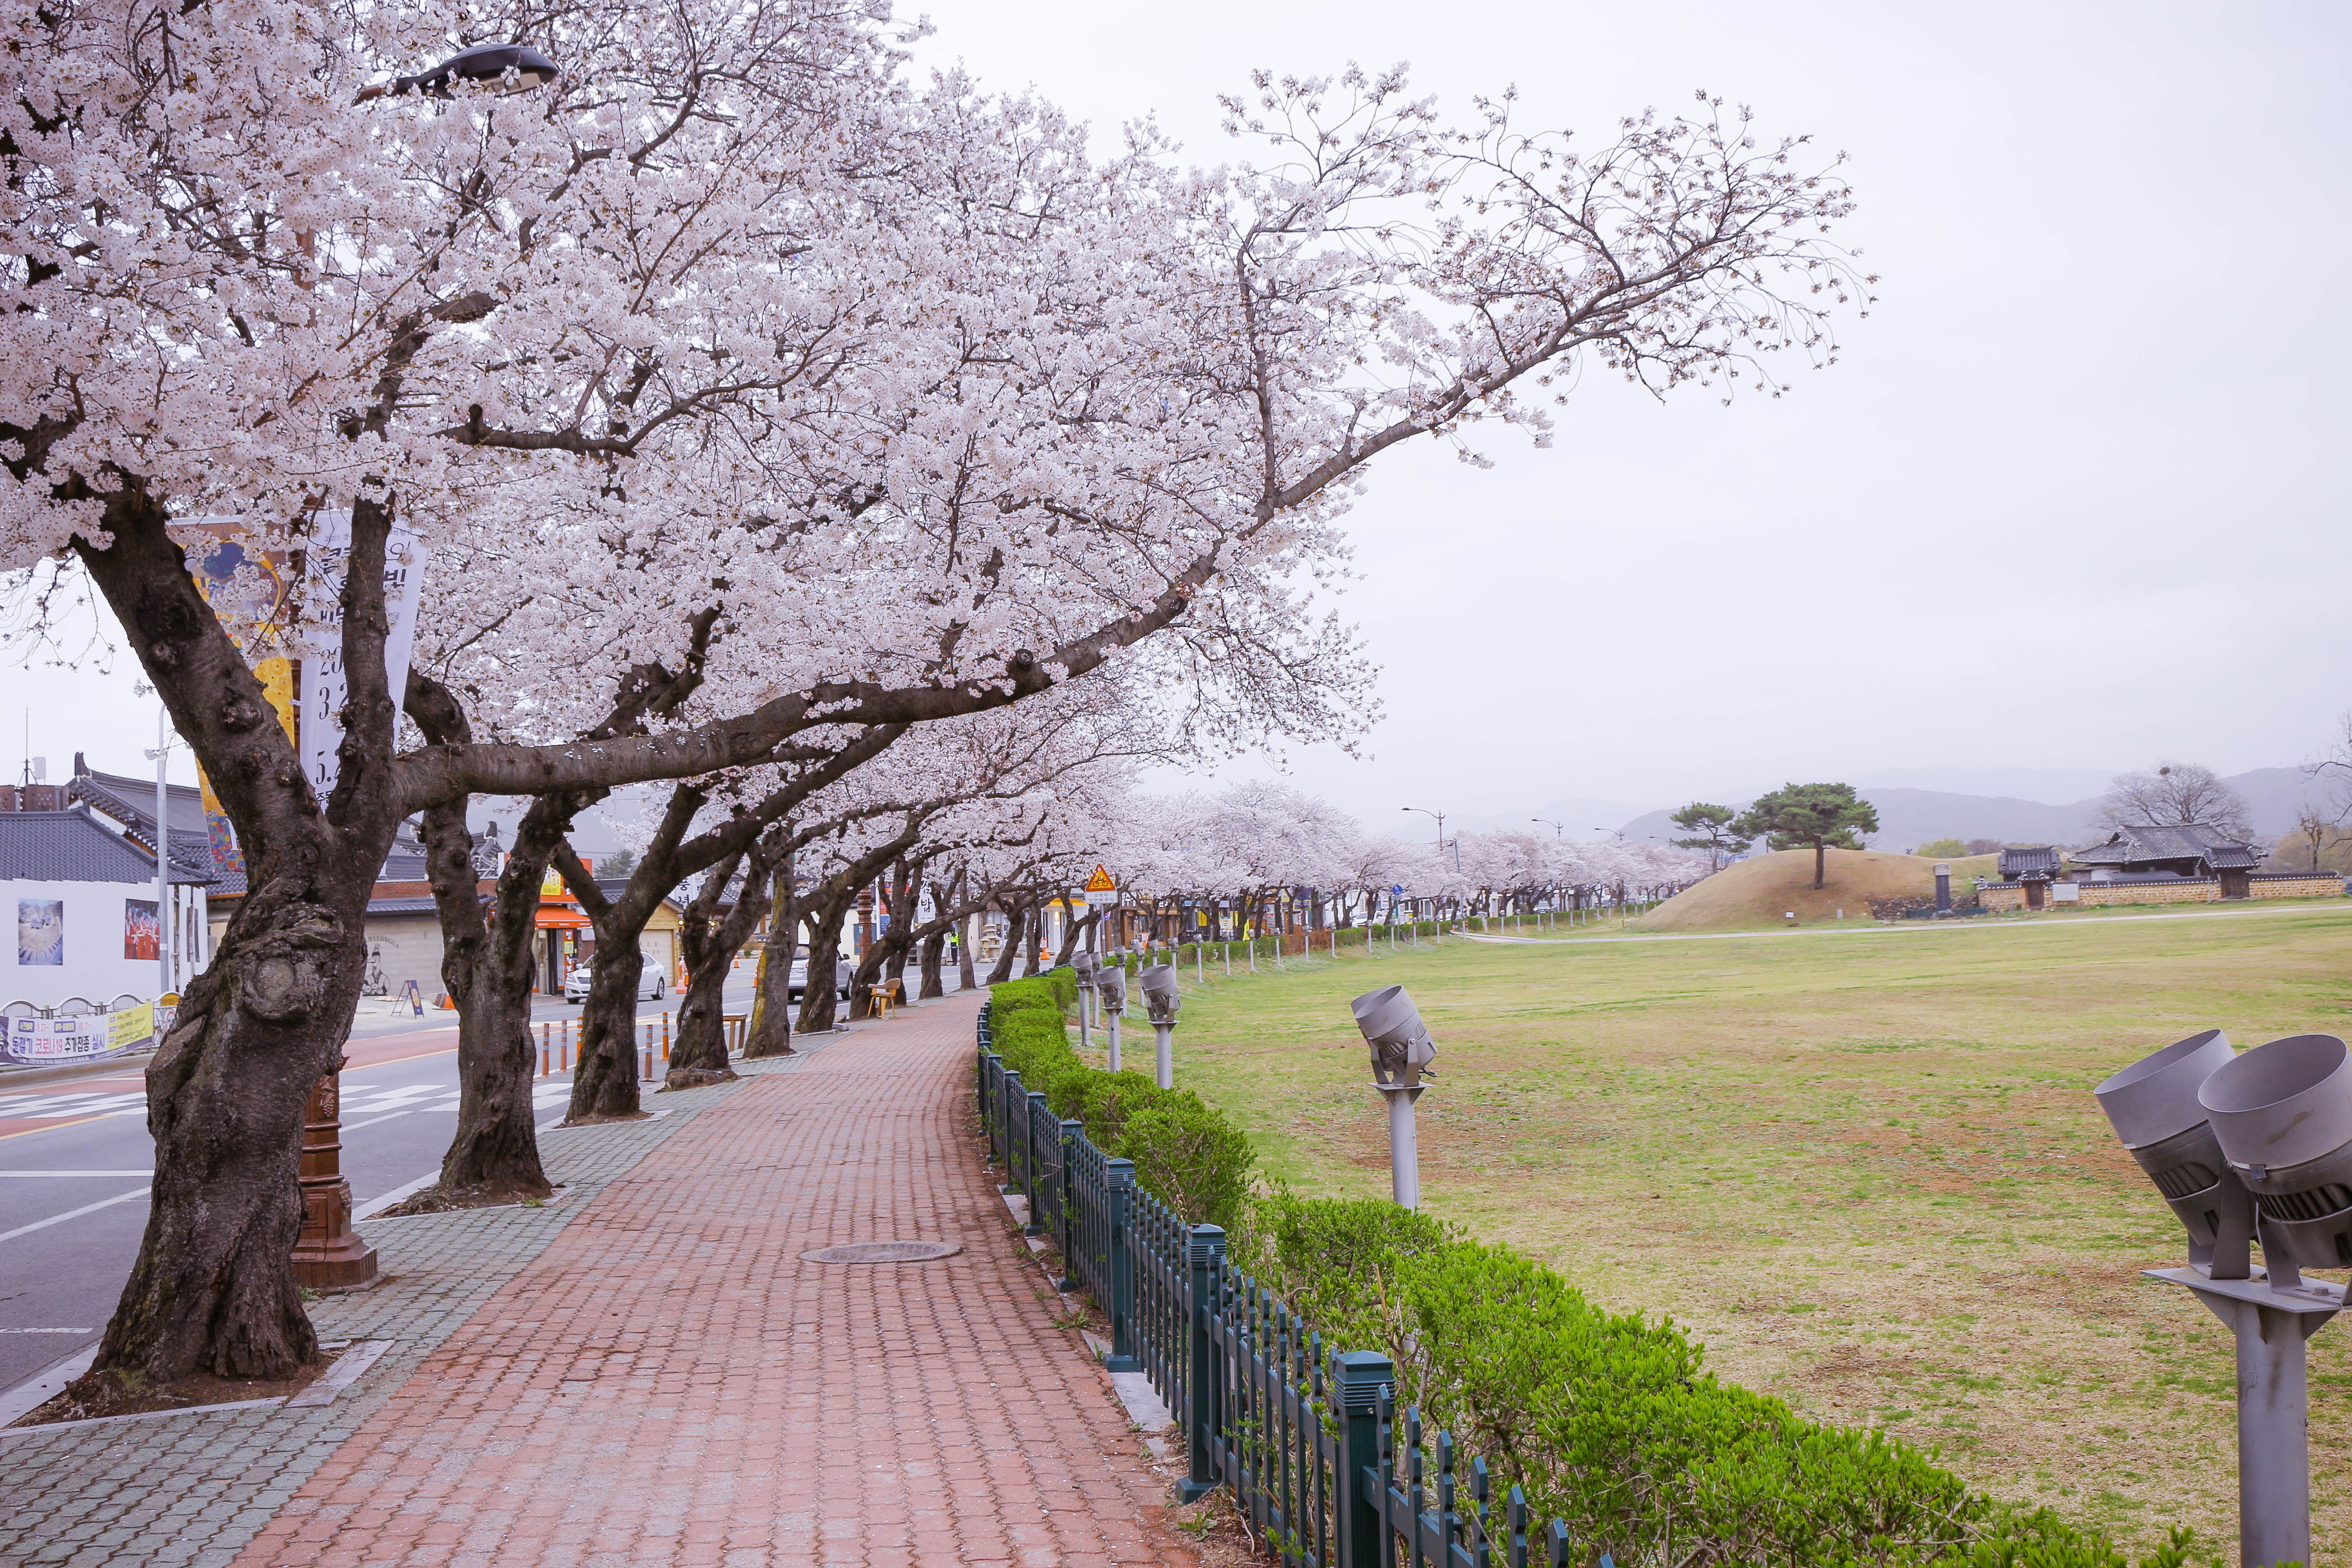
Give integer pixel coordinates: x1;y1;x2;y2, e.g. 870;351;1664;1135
786;946;852;1001
564;953;667;1003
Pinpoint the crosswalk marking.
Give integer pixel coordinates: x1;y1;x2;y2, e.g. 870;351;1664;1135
2;1081;569;1123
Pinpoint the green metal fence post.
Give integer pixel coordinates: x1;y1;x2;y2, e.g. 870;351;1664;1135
1000;1068;1024;1195
1103;1156;1138;1372
1329;1349;1396;1568
1024;1090;1050;1235
1179;1224;1226;1502
1057;1117;1083;1289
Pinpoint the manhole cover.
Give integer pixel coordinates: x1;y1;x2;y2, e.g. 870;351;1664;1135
800;1241;963;1264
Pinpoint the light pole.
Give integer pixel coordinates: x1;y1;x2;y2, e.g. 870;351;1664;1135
1099;965;1127;1073
1532;818;1565;838
1403;806;1446;851
133;684;173;1001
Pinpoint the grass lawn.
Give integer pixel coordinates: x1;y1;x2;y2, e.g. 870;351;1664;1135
1159;903;2352;1558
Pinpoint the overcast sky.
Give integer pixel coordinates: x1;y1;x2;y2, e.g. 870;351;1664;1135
11;2;2350;829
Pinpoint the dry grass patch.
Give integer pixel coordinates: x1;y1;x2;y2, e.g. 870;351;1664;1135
1166;907;2352;1557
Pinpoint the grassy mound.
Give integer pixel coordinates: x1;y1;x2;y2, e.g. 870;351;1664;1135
1636;847;1999;931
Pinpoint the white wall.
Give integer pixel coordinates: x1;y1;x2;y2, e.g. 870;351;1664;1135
8;877;170;1012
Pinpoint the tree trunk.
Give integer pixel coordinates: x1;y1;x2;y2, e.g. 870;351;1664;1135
75;494;408;1387
985;903;1024;985
958;910;980;991
672;833;789;1080
743;849;797;1058
1814;840;1826;889
410;785;586;1202
797;887;852;1035
919;926;946;1000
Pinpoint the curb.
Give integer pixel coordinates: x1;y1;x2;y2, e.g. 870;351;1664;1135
0;1051;157;1090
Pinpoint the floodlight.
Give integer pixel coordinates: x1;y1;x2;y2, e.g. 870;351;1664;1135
2200;1034;2352;1282
1351;984;1436;1089
1139;964;1180;1025
1139;964;1179;1088
1098;967;1127;1015
2097;1029;2350;1568
1351;985;1436;1209
1073;951;1100;981
2092;1028;2251;1274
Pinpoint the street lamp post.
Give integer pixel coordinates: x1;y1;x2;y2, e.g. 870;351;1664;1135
1403;806;1446;851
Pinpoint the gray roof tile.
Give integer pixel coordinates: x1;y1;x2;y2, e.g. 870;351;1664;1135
0;810;215;885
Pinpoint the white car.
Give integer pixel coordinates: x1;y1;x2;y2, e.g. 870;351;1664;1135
564;954;667;1003
787;947;852;1001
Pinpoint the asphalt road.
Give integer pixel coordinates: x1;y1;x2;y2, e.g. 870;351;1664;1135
0;976;777;1396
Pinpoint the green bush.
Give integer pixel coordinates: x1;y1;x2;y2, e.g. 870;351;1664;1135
987;980;1255;1229
1242;1197;2197;1568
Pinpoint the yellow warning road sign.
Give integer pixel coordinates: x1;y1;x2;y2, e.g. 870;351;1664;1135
1084;863;1118;905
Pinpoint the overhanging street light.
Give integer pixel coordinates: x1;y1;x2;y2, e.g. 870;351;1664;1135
359;41;562;101
1403;806;1445;850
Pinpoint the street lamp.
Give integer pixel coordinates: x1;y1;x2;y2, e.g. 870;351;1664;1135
358;40;562;101
1351;985;1436;1209
1403;806;1446;850
1532;818;1565;838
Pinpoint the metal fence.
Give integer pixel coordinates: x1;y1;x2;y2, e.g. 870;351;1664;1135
976;998;1597;1568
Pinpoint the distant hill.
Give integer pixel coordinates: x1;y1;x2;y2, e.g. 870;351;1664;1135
1635;848;1999;933
1615;766;2327;852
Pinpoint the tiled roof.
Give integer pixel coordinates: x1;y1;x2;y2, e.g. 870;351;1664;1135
2071;823;2265;869
0;810;215;885
1998;845;2062;879
366;897;445;916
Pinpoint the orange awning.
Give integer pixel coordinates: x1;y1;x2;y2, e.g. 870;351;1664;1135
535;906;593;930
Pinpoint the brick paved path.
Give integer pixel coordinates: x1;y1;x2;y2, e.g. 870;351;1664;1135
232;996;1199;1568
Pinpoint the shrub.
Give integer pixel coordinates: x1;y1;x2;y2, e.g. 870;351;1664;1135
1245;1198;2183;1568
987;980;1256;1229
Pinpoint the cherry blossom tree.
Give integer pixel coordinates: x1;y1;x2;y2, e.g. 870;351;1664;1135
2;0;1866;1392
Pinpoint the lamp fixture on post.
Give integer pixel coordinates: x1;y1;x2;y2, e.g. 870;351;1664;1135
1140;965;1179;1089
1098;966;1127;1073
1403;805;1445;851
1352;985;1437;1209
2095;1029;2350;1568
1072;950;1098;1052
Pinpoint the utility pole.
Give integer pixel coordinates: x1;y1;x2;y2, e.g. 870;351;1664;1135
137;684;173;998
1403;805;1446;850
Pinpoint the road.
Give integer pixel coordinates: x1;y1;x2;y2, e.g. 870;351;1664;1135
0;975;795;1396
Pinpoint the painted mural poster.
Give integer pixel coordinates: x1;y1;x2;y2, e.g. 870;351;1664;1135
17;898;63;966
124;898;160;961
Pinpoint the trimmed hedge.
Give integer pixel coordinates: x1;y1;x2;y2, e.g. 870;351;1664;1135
988;977;1254;1229
1243;1195;2204;1568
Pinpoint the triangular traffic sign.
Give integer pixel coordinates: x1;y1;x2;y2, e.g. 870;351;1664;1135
1084;863;1117;893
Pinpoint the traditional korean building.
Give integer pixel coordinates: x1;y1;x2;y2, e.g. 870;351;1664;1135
2070;824;2266;899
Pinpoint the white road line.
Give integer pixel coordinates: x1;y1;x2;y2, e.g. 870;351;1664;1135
0;1186;149;1245
341;1109;421;1131
0;1171;150;1177
0;1328;94;1333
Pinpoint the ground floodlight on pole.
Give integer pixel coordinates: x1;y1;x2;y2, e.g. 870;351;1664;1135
1098;965;1127;1073
1352;985;1436;1210
1140;964;1179;1088
2096;1029;2347;1568
1072;950;1098;1050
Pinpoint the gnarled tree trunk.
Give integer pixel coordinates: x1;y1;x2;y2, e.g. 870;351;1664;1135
76;495;407;1387
796;887;851;1035
985;902;1025;985
743;849;797;1058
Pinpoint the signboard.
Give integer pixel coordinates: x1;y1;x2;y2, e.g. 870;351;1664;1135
5;1006;156;1066
1084;864;1119;907
915;887;937;924
296;510;426;801
403;979;426;1016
